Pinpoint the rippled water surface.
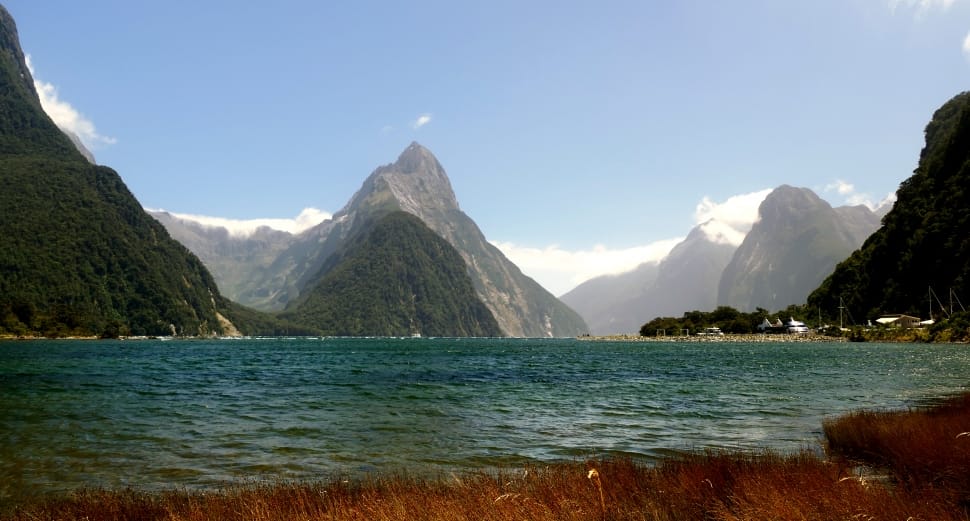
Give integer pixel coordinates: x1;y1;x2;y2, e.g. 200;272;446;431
2;338;969;502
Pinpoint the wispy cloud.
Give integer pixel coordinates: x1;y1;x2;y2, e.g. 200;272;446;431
693;189;772;245
964;31;970;60
25;55;117;149
492;239;682;297
824;179;856;196
822;178;896;212
412;113;432;129
154;207;331;237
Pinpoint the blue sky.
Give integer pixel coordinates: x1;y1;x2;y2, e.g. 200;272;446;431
7;1;970;295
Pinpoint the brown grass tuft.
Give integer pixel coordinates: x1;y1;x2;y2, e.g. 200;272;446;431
824;392;970;502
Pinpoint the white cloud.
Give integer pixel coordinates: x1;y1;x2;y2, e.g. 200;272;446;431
491;239;682;297
964;31;970;60
825;179;855;196
25;55;117;149
155;207;331;237
412;113;432;129
822;179;898;211
693;189;772;245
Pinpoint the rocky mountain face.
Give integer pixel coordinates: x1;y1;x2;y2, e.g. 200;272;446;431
281;212;503;337
809;91;970;322
717;185;881;311
561;223;736;335
327;143;586;337
0;6;253;337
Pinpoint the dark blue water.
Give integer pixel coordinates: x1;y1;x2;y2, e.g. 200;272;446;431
2;337;968;503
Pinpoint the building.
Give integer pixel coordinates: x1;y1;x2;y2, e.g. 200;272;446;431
875;314;922;329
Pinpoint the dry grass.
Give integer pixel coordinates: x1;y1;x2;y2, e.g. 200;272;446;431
824;392;970;502
6;395;970;520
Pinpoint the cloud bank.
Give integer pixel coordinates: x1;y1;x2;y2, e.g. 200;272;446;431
156;207;331;237
493;189;773;296
693;189;772;245
492;239;682;298
25;55;116;150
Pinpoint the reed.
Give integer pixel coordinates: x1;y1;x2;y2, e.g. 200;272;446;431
6;394;970;520
824;392;970;501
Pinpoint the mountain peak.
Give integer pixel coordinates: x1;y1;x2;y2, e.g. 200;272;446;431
358;142;460;214
390;141;444;177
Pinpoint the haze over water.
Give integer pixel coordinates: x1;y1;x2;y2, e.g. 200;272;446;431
2;338;969;504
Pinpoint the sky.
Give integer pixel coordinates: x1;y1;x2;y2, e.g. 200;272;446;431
7;0;970;296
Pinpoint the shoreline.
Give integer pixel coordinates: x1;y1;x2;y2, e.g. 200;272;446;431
579;332;842;342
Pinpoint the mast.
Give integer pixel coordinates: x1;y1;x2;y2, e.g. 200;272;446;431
838;297;845;330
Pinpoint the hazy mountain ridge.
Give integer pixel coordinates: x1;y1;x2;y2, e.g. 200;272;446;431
717;185;882;312
563;185;883;334
561;223;737;335
149;211;295;305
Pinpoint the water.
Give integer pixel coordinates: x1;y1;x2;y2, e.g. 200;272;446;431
2;337;969;503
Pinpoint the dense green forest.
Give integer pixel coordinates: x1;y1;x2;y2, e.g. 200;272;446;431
281;212;503;337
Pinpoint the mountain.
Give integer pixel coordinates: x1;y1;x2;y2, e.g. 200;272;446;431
560;261;660;335
322;143;586;337
148;211;295;305
561;222;736;335
648;223;738;317
717;185;881;312
280;212;502;337
808;91;970;322
165;142;587;337
0;6;260;337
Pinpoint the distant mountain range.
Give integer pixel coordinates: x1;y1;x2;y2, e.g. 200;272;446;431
152;143;587;337
563;185;885;334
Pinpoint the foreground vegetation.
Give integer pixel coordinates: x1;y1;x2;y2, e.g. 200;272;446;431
6;393;970;520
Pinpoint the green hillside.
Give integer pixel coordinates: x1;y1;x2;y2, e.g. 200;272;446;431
808;91;970;326
281;212;503;337
0;6;275;337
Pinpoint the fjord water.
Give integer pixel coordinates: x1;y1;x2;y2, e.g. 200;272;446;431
2;338;969;502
